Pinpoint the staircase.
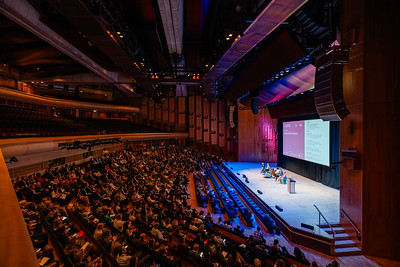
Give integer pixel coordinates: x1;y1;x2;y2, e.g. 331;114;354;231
319;224;362;256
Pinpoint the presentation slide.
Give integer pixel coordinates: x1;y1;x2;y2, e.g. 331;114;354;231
283;119;330;166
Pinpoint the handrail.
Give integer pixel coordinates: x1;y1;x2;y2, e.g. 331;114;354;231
340;208;361;241
314;205;336;237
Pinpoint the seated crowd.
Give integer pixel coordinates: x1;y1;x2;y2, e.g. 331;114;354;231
13;143;324;267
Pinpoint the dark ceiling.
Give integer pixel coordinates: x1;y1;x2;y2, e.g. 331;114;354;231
0;0;339;104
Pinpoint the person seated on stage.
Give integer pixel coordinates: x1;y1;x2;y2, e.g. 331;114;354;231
277;171;287;184
266;163;272;173
271;168;278;179
260;162;265;174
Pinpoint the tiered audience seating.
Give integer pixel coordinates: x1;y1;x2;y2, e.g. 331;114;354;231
0;105;97;138
206;169;238;220
217;165;279;234
13;143;311;267
201;173;223;213
0;105;165;138
73;118;163;134
212;166;254;227
193;172;207;208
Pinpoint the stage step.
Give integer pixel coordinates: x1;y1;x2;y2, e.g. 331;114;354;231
323;226;346;234
329;232;350;240
334;239;356;248
319;223;362;256
334;246;362;256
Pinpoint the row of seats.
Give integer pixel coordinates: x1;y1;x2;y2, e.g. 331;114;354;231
200;172;223;213
206;169;238;219
0;104;166;138
193;172;208;208
212;166;254;227
73;118;164;134
217;165;279;234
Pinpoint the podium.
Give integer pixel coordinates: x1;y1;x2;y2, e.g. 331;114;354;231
287;178;296;194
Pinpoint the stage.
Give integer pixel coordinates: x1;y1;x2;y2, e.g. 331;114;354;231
223;162;340;233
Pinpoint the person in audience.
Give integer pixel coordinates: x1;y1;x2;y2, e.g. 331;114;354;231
150;222;164;240
253;226;265;245
189;221;199;232
274;258;285;267
253;258;261;267
294;246;310;265
270;239;282;257
326;260;339;267
12;143;317;267
116;246;132;267
93;223;104;240
113;213;125;232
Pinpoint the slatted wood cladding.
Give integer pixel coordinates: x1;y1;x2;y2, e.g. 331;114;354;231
341;0;400;261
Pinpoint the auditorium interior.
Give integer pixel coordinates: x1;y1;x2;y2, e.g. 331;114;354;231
0;0;399;266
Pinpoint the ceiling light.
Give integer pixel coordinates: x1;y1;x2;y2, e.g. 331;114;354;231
119;35;124;38
226;37;230;40
116;31;121;34
228;33;233;37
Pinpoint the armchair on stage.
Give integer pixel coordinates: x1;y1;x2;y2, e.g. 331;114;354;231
260;162;272;178
260;163;287;184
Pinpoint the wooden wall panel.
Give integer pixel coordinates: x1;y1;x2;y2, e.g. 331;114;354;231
340;0;400;261
0;149;38;267
177;97;186;129
168;97;175;130
237;104;278;162
361;0;400;260
237;104;255;161
195;95;203;141
340;0;365;248
162;97;169;127
148;98;155;122
189;95;195;139
203;99;210;144
155;103;162;124
340;44;363;238
211;102;218;145
141;97;148;123
218;99;226;148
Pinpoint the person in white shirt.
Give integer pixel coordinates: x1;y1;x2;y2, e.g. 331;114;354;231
150;223;164;240
113;213;125;232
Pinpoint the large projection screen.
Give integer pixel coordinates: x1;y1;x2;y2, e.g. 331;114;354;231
282;119;330;166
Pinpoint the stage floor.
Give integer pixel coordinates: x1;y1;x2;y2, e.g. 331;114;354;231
223;162;340;232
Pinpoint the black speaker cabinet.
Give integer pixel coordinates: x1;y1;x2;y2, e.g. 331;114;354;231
251;97;259;114
314;46;350;121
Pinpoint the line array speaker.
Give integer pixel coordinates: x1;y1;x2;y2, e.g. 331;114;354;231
314;46;350;121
